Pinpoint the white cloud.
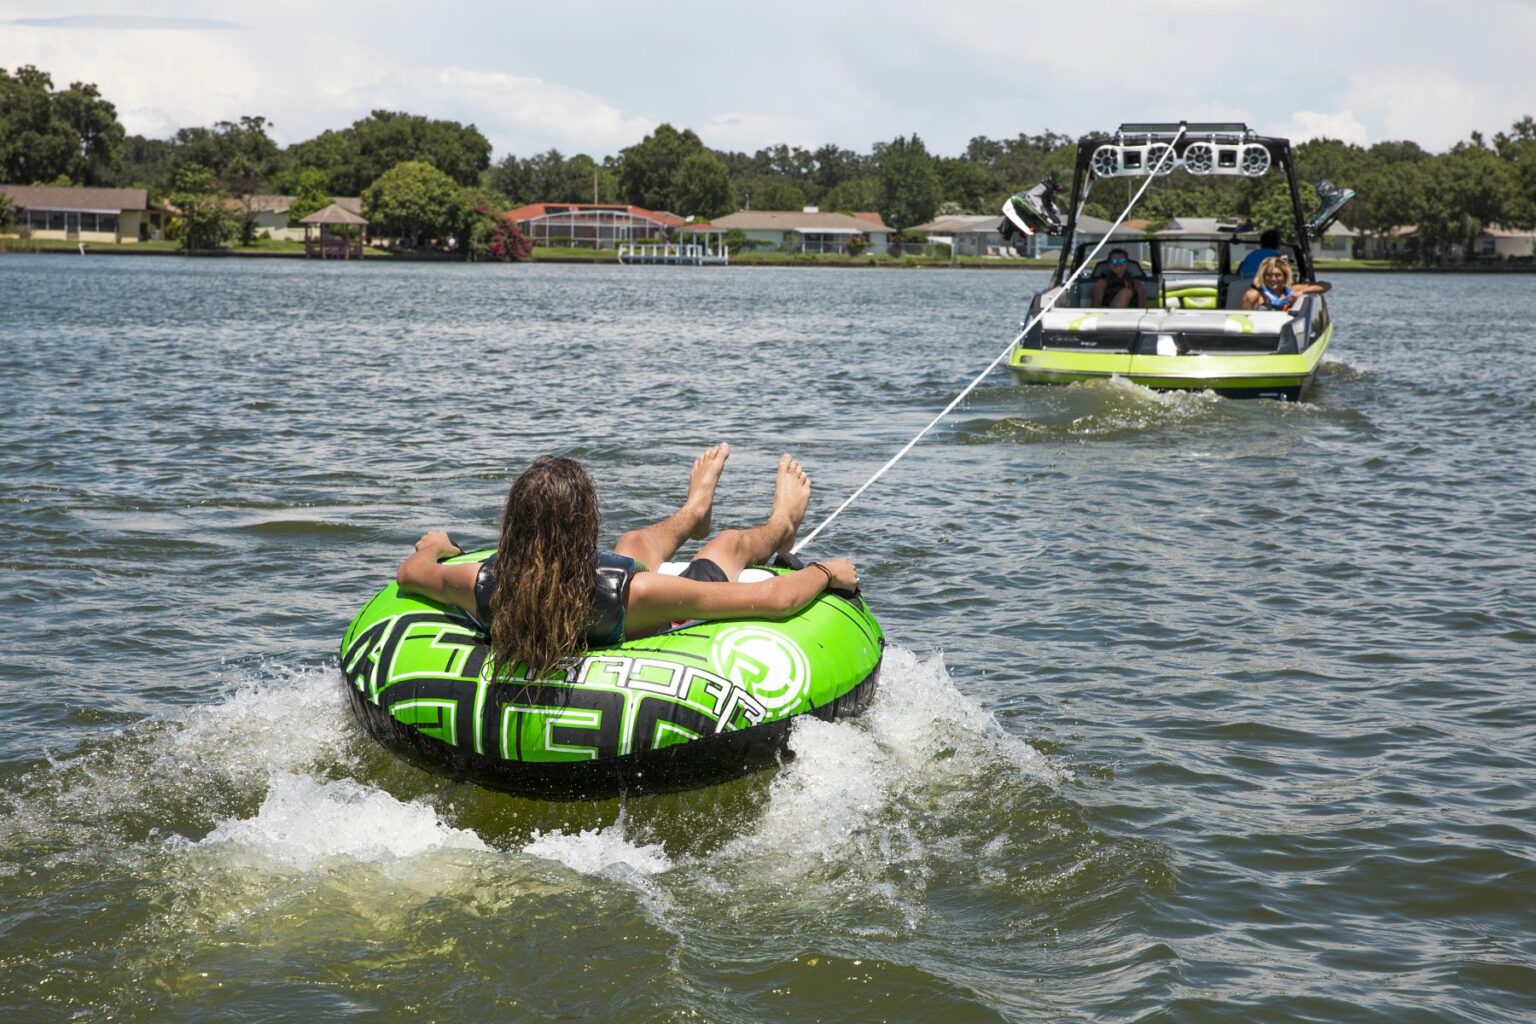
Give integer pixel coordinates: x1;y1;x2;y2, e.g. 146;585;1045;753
1339;70;1517;151
351;67;657;157
2;0;1533;158
1269;110;1370;147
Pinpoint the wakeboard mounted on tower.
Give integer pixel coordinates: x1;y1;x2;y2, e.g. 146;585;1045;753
1307;180;1357;240
998;175;1065;255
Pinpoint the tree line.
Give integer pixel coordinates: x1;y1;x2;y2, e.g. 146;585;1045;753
3;64;1533;262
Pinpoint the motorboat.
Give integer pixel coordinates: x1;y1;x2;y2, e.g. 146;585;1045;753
1001;122;1354;400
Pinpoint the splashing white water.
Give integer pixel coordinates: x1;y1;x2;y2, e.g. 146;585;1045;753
159;661;356;785
720;647;1059;872
191;771;488;870
523;821;672;877
866;647;1061;785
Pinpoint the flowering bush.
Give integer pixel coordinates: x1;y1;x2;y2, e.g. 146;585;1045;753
465;204;532;262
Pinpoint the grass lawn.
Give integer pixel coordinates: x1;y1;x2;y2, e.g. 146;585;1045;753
2;237;396;257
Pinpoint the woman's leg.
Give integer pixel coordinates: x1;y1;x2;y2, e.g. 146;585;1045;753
691;454;811;580
614;444;729;570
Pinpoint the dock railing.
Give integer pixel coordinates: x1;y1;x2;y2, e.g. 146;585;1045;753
617;242;728;266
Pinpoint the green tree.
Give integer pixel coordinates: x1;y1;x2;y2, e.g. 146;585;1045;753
810;144;868;193
52;80;124;185
673;152;736;217
739;175;803;211
0;191;14;231
1352;162;1426;252
484;149;619;205
169;116;281;196
1417;144;1516;262
937;157;993;213
1493;116;1536;229
277;167;334;224
363;160;469;246
821;177;884;213
1249;180;1319;240
289;111;491;196
876;135;941;229
109;134;176;190
619;123;705;210
486;153;527;204
169;164;236;251
0;65;124;185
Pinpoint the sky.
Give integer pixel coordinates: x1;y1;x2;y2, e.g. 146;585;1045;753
3;0;1534;160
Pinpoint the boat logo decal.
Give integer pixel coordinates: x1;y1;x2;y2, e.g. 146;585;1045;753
1068;313;1105;332
1224;314;1256;335
712;626;811;712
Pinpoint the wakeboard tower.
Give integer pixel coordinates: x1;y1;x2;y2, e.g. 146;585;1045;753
1003;121;1355;400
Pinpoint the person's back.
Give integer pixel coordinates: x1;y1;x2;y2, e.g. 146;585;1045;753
1237;229;1283;281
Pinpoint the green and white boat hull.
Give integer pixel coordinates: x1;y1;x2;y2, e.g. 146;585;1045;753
1009;295;1333;401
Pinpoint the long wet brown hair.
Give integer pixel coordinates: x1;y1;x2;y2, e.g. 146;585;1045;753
489;456;599;678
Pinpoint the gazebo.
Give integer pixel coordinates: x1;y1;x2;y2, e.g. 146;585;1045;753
300;203;369;259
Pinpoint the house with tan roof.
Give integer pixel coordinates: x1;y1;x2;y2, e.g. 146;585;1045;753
909;212;1135;259
1476;224;1536;259
708;208;891;254
0;185;171;243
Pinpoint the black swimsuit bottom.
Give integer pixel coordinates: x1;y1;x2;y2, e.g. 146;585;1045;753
677;558;729;584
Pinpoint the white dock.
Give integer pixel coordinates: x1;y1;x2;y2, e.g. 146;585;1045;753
617;242;729;266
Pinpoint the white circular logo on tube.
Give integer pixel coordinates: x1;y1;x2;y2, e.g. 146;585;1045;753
712;626;811;712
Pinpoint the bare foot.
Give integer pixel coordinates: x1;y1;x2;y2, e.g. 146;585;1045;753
769;453;811;553
685;443;730;539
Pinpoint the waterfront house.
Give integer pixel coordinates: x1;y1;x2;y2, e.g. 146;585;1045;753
1477;224;1536;259
907;215;1007;256
707;208;892;254
1360;224;1534;261
0;184;171;242
506;203;684;249
904;212;1138;259
1316;223;1359;261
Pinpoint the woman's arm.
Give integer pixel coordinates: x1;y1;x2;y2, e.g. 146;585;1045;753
623;559;858;636
397;530;480;614
1295;281;1332;296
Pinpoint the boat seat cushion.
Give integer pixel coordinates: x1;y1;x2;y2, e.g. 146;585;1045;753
1225;276;1255;308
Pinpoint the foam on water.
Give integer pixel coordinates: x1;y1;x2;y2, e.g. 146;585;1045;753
523;819;673;877
866;646;1062;785
189;771;488;870
718;646;1059;879
4;662;357;848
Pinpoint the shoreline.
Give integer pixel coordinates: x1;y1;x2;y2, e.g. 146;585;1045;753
5;244;1533;273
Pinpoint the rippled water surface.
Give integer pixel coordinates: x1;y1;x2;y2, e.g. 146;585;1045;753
2;255;1532;1022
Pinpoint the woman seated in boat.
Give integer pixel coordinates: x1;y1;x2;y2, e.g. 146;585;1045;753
1091;249;1146;309
1241;255;1331;313
397;446;859;675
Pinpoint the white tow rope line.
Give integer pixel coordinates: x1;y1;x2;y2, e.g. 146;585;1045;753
793;126;1186;555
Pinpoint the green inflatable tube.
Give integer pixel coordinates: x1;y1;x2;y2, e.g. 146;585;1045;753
340;551;884;798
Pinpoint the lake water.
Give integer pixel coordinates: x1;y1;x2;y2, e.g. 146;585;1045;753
1;255;1531;1022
